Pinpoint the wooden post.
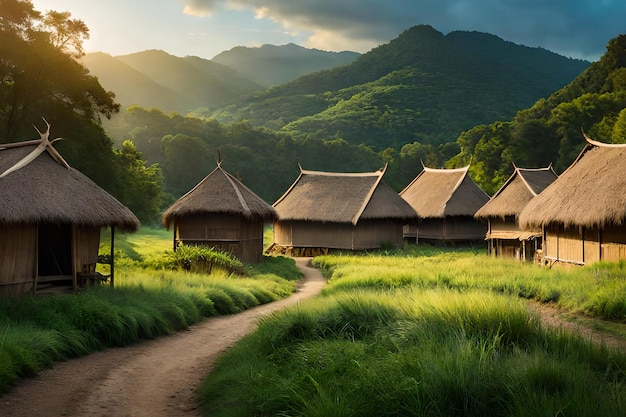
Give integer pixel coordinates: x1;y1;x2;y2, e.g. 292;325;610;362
110;226;115;288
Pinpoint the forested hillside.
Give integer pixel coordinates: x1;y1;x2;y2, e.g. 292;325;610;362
451;35;626;194
213;25;589;150
212;43;360;87
83;45;361;114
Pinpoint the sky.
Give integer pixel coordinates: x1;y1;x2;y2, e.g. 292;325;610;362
29;0;626;62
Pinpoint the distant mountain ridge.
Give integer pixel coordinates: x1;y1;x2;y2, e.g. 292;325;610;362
213;25;590;149
83;45;361;113
82;49;263;113
212;43;360;86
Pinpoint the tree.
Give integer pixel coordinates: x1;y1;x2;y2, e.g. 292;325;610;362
114;141;163;224
161;134;212;198
0;0;118;141
41;10;89;58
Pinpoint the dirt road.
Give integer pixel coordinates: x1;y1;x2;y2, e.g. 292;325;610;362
0;258;326;417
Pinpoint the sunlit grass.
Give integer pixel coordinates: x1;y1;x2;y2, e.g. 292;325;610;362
200;246;626;416
100;226;172;261
201;287;626;416
314;247;626;320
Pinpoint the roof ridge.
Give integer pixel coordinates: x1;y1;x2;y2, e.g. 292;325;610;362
583;130;626;148
221;167;252;216
352;164;387;225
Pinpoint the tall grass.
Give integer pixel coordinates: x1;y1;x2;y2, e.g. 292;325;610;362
200;247;626;417
314;247;626;320
0;227;300;395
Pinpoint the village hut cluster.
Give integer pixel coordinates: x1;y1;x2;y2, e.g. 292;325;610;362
2;123;626;297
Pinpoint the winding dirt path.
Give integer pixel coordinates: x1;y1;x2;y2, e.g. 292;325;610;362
0;258;326;417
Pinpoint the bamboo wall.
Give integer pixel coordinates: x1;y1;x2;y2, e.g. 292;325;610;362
0;224;37;296
274;219;405;250
175;213;265;263
418;216;487;241
0;223;102;295
352;220;405;249
544;224;626;265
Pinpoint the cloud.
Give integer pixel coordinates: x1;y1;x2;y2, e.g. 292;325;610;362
180;0;221;17
180;0;626;60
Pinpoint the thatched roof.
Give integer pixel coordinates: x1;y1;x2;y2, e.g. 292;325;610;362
519;135;626;229
400;166;489;218
0;143;140;231
273;165;418;225
475;165;557;219
163;163;277;228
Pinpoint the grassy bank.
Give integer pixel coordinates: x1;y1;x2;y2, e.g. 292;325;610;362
0;227;301;395
200;247;626;417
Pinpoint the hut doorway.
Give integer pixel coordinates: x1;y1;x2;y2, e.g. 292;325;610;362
38;223;72;278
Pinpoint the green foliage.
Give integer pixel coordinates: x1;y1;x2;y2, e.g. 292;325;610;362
161;133;213;198
113;141;163;224
200;279;626;416
0;2;118;141
246;255;304;282
143;244;245;275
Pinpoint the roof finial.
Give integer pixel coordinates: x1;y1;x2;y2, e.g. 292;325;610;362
0;117;69;178
216;148;222;167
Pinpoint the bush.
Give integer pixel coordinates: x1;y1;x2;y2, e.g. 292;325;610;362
143;245;244;274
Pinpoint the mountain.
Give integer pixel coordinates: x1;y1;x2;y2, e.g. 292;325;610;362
81;52;195;112
212;43;360;87
83;50;264;113
213;25;590;150
83;45;361;114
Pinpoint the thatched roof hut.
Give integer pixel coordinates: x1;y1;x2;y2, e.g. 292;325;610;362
0;144;139;231
475;165;557;260
519;134;626;265
163;162;277;263
400;166;490;242
0;125;139;296
272;165;418;252
476;165;558;221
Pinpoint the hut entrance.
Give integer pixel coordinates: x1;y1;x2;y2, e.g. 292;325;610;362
38;223;72;278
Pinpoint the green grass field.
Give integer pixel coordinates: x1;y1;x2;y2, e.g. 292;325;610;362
200;246;626;417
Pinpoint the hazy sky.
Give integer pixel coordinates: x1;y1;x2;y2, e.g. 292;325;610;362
29;0;625;61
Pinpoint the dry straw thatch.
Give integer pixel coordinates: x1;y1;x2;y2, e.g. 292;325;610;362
400;165;489;218
0;144;139;231
163;163;277;229
519;135;626;229
273;165;418;225
475;165;557;220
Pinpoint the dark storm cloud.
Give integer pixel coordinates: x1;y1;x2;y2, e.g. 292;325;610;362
182;0;626;60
